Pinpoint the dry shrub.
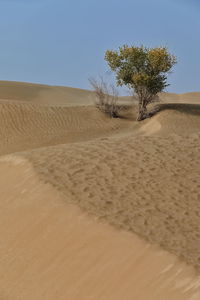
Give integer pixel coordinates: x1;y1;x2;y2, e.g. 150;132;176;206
89;77;121;118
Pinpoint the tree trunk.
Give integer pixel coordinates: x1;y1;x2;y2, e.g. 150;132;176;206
137;100;147;121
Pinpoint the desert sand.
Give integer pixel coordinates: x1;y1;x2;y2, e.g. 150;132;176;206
0;81;200;299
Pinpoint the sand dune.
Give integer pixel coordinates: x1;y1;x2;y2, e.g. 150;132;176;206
18;126;200;270
159;92;200;104
0;156;200;300
0;81;200;299
0;102;137;155
0;80;199;106
0;81;94;106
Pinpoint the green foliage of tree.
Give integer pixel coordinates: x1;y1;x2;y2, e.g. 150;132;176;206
105;45;177;120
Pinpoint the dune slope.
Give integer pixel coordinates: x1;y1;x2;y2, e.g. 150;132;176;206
0;156;200;300
0;102;137;155
0;81;94;106
18;125;200;270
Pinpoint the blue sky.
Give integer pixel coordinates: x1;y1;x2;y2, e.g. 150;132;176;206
0;0;199;93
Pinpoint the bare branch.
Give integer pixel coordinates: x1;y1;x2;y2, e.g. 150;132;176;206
89;77;121;118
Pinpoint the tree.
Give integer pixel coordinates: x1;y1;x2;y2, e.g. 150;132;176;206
89;77;121;118
105;45;177;121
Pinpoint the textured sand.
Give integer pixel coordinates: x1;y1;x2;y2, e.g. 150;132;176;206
0;102;137;155
0;81;200;299
18;115;200;269
0;156;200;300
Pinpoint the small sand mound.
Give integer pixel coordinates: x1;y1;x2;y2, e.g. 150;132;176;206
141;103;200;135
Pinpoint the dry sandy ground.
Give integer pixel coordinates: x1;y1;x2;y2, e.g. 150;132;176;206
0;81;200;299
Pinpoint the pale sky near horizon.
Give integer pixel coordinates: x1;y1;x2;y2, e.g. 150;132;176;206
0;0;199;94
